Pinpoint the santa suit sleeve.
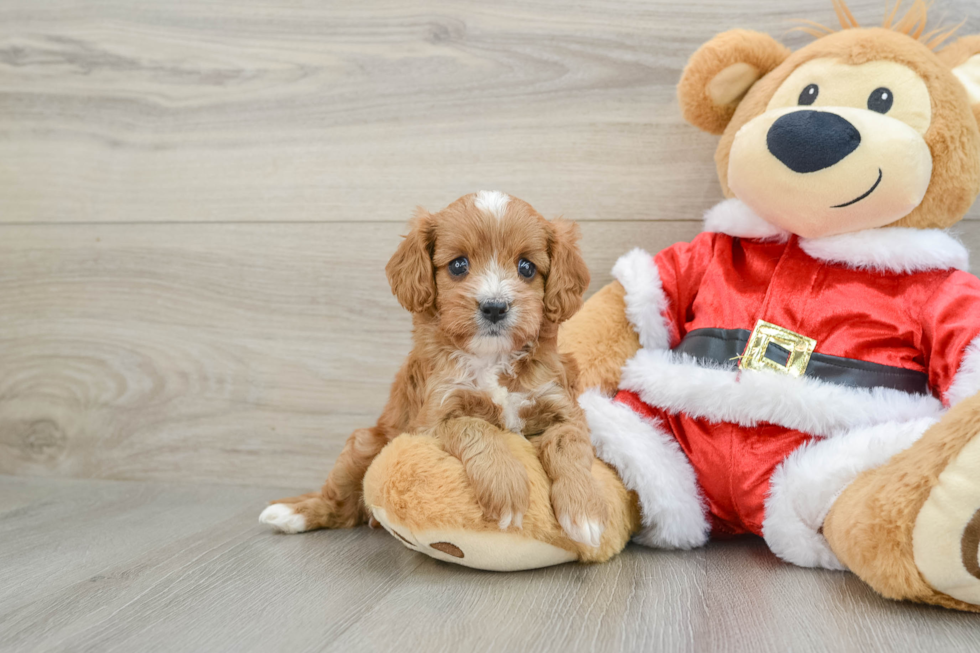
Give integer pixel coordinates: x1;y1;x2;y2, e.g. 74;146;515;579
611;232;718;350
919;270;980;406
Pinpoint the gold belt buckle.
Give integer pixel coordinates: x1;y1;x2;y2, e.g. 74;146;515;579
738;319;816;377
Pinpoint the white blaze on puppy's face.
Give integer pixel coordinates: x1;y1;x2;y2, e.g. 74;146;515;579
474;260;517;306
473;260;520;328
474;190;511;220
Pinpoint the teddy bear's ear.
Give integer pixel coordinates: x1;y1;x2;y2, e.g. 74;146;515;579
938;35;980;125
677;29;791;135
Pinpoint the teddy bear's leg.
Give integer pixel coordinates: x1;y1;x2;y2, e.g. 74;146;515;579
558;280;640;395
362;430;638;571
823;394;980;612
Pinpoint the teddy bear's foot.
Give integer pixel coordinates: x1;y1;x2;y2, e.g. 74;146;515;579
824;394;980;612
912;423;980;609
362;431;637;571
369;505;577;571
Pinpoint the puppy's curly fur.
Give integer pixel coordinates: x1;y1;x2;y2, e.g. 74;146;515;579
261;192;608;546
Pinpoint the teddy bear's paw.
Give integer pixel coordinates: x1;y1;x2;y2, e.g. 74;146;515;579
370;506;577;571
259;503;308;533
551;473;609;548
912;428;980;607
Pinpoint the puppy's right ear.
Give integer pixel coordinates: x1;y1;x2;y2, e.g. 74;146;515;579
677;29;790;135
386;208;436;313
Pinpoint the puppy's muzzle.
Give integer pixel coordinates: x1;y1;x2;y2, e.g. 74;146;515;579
480;300;509;325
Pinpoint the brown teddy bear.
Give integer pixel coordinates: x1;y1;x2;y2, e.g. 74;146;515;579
364;1;980;612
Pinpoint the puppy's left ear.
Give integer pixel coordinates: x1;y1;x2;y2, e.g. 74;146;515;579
386;208;436;313
544;218;590;324
939;35;980;125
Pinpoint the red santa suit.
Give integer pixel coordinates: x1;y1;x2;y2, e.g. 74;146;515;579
581;199;980;569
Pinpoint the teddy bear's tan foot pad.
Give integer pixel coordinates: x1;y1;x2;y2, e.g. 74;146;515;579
370;507;577;571
912;429;980;606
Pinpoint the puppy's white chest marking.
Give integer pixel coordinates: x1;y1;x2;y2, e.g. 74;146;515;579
487;379;529;435
453;352;530;433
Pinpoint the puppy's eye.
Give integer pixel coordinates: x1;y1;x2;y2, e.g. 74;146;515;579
517;258;536;280
867;87;893;114
798;84;819;106
448;256;469;277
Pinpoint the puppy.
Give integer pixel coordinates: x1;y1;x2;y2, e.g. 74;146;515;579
260;191;608;546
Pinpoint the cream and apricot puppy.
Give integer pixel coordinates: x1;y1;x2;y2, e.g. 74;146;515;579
260;191;607;547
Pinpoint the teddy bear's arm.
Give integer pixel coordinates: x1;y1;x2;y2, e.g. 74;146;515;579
917;270;980;406
557;280;640;396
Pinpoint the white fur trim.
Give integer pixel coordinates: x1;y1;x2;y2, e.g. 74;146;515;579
763;417;936;569
620;349;944;438
799;228;968;274
703;199;968;273
944;334;980;407
579;389;710;549
611;249;671;350
474;190;510;219
704;198;788;242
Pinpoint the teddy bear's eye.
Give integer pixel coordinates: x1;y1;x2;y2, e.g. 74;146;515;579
448;256;469;277
798;83;819;106
867;87;894;114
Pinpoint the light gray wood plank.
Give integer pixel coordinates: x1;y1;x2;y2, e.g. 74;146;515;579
323;546;709;653
0;475;427;653
0;219;702;486
1;0;977;224
699;538;980;653
3;476;979;653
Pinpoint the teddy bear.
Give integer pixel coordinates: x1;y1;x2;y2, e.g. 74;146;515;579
363;2;980;612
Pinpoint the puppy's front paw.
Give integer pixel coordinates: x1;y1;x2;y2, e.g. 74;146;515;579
259;503;308;533
551;473;608;548
466;454;530;531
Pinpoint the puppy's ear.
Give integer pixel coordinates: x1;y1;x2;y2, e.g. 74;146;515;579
386;209;436;313
939;35;980;126
678;29;790;135
544;218;590;324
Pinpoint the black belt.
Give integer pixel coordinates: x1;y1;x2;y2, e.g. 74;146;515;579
672;328;930;396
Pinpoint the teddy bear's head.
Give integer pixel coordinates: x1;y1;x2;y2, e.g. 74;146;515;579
678;1;980;238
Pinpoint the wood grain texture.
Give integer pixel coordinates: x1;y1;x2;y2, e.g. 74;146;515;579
2;475;978;653
3;0;980;487
4;1;980;647
0;220;703;487
0;0;977;224
4;219;980;487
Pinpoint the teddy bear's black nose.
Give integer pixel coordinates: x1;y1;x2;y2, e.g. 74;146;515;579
767;110;861;173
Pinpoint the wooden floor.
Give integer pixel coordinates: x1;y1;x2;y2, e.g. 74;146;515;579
3;0;980;650
2;474;979;653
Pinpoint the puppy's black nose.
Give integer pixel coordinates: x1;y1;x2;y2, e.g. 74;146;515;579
480;300;509;324
767;110;861;173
